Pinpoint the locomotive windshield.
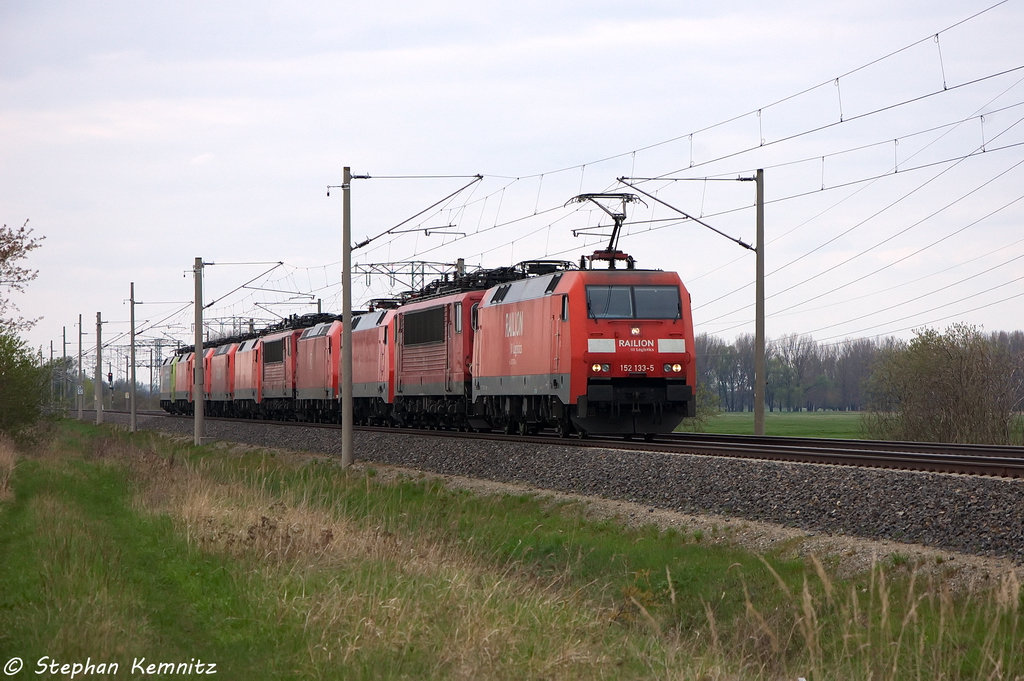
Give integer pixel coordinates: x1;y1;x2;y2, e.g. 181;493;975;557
586;285;681;320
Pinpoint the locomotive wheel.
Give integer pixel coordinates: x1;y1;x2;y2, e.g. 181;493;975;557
644;433;656;442
557;421;572;438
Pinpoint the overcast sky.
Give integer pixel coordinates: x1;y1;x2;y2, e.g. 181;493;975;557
3;0;1024;373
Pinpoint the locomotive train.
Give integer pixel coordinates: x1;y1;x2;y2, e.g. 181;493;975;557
160;256;696;439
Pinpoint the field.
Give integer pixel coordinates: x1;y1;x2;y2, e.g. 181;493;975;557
1;421;1022;679
689;411;867;439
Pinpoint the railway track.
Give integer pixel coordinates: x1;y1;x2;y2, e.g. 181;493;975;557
98;410;1024;479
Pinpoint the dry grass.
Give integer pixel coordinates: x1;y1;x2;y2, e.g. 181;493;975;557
731;553;1024;680
120;443;668;679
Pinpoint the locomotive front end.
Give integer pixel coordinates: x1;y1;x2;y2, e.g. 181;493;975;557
571;271;696;436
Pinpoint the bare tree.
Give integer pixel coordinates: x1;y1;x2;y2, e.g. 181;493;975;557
833;339;877;411
734;333;756;412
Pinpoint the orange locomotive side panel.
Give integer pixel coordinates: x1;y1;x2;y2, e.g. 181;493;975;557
393;291;484;397
260;329;304;402
296;322;341;401
173;351;194;405
233;339;261;405
206;346;234;402
351;311;391;400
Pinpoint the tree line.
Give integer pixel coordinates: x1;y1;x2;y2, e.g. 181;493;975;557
696;329;1024;416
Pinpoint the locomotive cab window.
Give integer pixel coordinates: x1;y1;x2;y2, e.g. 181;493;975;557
634;286;682;319
470;303;479;331
586;285;682;320
586;286;633;318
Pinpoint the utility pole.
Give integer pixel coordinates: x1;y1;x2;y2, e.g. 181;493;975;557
62;326;68;402
754;169;766;436
341;167;354;468
78;314;84;420
130;282;137;433
194;258;205;446
95;312;103;425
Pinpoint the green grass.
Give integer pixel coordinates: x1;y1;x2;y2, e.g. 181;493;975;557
691;411;867;438
0;430;308;676
1;421;1022;679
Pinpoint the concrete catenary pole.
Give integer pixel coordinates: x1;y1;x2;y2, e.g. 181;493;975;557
341;167;354;467
130;282;137;433
194;258;205;446
62;327;67;401
78;314;84;420
95;312;103;425
754;169;766;436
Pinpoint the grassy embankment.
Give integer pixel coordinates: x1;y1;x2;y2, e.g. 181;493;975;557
1;421;1021;679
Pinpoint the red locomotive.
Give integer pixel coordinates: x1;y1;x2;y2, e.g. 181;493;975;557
161;255;696;438
470;264;694;437
295;319;343;420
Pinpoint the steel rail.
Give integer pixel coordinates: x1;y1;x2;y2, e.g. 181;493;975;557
97;410;1024;479
656;432;1024;459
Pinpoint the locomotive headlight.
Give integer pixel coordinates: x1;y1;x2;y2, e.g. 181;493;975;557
630;326;641;336
601;364;610;372
672;363;683;373
591;363;602;373
663;363;672;372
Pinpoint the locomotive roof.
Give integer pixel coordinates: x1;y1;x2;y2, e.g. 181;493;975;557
395;260;578;303
174;312;352;356
481;268;675;307
353;308;391;330
482;271;563;307
172;259;676;356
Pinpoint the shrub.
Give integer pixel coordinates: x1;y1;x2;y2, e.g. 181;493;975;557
0;329;48;439
864;324;1023;444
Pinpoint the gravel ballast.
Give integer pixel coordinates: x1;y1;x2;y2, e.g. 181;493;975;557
112;413;1024;563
